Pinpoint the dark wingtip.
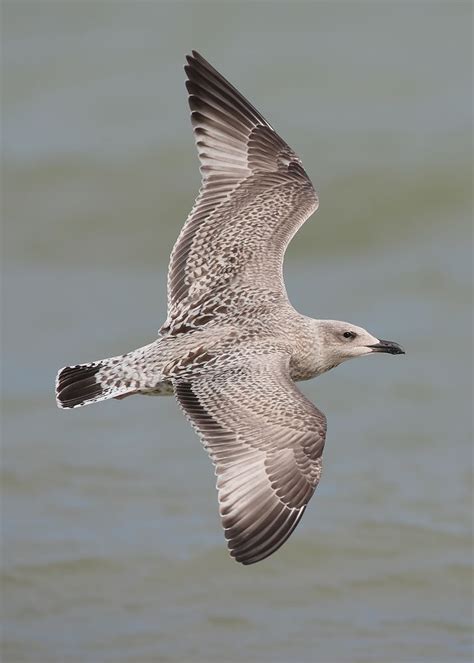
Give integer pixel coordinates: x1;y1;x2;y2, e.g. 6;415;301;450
185;50;203;67
56;363;103;408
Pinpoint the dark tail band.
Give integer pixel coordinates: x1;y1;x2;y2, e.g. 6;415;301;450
56;363;103;408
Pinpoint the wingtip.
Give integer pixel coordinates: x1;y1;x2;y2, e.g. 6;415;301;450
185;50;203;66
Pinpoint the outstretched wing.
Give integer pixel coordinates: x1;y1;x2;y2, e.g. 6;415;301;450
163;51;318;334
173;351;327;565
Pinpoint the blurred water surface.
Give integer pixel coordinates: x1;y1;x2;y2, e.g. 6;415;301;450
2;2;472;662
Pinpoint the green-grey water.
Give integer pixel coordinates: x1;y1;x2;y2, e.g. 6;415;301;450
2;2;472;662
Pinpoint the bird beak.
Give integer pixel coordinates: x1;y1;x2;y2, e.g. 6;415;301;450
367;339;405;355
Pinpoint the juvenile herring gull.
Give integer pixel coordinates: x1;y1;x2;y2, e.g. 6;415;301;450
56;51;404;565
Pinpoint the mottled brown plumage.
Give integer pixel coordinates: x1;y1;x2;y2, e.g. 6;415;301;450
174;351;326;564
161;51;318;336
56;52;404;565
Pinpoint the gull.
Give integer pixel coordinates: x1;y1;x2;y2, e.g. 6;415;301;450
56;51;404;565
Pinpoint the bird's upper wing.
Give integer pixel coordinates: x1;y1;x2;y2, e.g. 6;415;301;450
171;350;327;565
163;51;319;334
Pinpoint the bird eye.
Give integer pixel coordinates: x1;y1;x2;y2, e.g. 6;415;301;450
343;331;356;339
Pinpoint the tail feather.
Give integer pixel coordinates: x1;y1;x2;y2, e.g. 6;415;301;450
56;363;105;408
56;344;174;409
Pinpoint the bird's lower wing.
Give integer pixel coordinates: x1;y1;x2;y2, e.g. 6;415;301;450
172;351;327;564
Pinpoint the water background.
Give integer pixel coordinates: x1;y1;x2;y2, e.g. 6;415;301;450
2;2;472;662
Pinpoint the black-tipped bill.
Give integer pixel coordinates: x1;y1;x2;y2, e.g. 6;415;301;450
367;339;405;355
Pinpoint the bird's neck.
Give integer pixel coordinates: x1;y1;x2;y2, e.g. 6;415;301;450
288;317;335;381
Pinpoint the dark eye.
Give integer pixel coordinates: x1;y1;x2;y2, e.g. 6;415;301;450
343;331;356;339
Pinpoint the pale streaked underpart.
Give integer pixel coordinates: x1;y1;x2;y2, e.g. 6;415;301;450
55;51;404;565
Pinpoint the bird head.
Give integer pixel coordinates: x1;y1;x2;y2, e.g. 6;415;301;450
316;320;405;372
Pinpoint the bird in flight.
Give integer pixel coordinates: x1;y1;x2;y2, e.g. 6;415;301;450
56;51;404;565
